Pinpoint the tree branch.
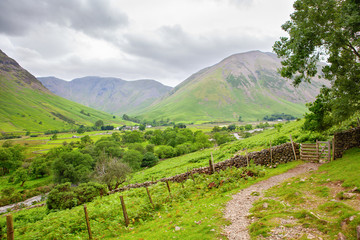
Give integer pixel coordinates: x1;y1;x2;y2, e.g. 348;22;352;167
346;41;360;60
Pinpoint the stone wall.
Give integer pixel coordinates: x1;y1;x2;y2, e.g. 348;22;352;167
334;127;360;159
109;142;300;194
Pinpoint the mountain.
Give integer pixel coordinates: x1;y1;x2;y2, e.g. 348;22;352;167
0;50;126;132
38;76;172;115
136;51;329;122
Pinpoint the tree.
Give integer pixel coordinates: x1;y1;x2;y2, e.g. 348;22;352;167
139;124;146;131
122;150;143;171
273;0;360;130
141;152;159;168
13;167;29;187
95;120;104;128
94;155;131;190
52;151;94;184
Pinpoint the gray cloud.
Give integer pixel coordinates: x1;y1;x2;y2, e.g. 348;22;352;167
0;0;294;86
0;0;128;37
121;24;275;75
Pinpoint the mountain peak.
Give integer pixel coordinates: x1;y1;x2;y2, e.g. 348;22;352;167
0;49;49;92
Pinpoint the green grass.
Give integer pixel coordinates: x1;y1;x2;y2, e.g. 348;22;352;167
0;74;129;132
0;160;302;239
249;148;360;239
136;67;307;123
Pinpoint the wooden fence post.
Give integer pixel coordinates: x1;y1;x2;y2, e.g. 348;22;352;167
210;152;215;173
332;137;335;161
83;205;93;240
269;141;273;165
119;195;130;227
327;141;331;162
245;149;249;167
190;169;195;183
209;159;213;174
145;187;155;209
166;180;172;198
289;134;297;161
6;214;14;240
316;140;319;161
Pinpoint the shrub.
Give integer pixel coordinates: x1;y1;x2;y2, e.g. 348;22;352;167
141;152;159;168
155;145;175;159
47;182;106;210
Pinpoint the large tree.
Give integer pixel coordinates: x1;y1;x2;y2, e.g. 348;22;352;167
273;0;360;131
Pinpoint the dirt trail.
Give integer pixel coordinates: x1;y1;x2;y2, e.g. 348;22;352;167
223;163;320;240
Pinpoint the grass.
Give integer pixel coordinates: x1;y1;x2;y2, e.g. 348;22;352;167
249;148;360;239
0;160;302;239
136;67;307;123
0;74;129;132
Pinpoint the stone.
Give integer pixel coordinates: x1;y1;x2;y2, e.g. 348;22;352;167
175;226;181;231
343;193;356;199
356;225;360;240
262;203;268;209
338;232;346;240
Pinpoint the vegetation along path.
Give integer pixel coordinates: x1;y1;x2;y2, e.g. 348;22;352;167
223;162;320;240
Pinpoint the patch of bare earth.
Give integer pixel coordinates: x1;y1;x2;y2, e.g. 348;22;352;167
223;163;321;240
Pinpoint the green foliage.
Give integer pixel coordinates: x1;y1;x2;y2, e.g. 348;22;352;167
139;124;145;131
29;157;51;178
213;132;235;145
94;120;104;127
93;156;131;190
122;130;144;143
274;0;360;130
155;145;175;159
52;151;94;184
46;182;106;210
263;113;295;121
303;89;333;131
128;143;146;154
13;167;30;187
0;145;24;175
141;152;159;168
122;149;143;171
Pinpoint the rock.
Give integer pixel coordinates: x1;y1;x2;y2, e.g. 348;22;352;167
349;215;356;222
351;187;359;193
175;226;181;231
208;182;216;189
338;232;346;240
343;193;356;199
357;225;360;240
210;229;215;232
262;203;268;209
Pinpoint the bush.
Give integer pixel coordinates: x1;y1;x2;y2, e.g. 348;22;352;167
47;182;106;210
141;152;159;168
155;145;175;159
52;151;94;184
122;150;143;171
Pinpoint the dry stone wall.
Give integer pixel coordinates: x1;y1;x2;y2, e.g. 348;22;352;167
334;127;360;159
109;142;300;194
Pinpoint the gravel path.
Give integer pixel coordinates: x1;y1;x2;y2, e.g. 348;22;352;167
223;163;320;240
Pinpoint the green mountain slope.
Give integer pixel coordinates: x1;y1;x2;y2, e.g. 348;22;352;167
38;76;172;115
0;50;127;132
136;51;329;122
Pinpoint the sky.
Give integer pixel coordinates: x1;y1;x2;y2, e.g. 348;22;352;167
0;0;295;87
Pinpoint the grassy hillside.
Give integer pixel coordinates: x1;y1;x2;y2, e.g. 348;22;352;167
0;50;128;132
137;51;328;123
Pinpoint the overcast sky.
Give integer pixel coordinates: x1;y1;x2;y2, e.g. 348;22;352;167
0;0;294;87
